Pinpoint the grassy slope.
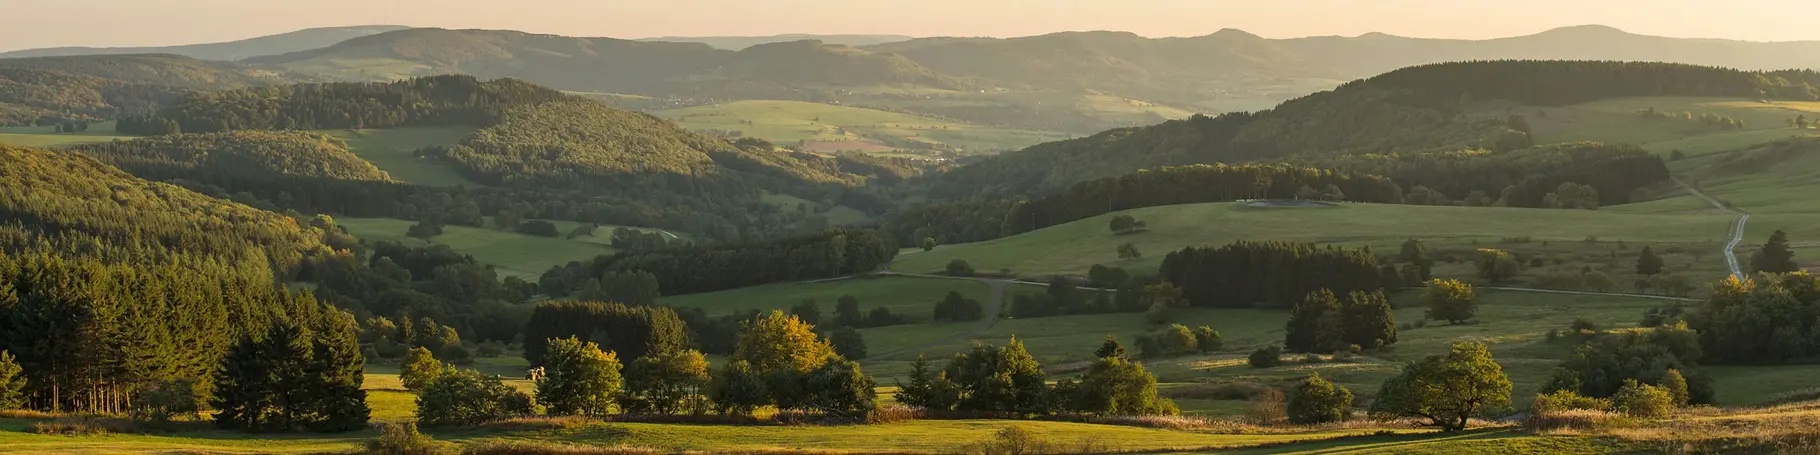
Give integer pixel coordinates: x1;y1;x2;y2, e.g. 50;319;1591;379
896;202;1735;279
1524;96;1820;158
656;100;1071;154
0;121;130;147
338;217;613;279
318;127;479;187
761;192;874;226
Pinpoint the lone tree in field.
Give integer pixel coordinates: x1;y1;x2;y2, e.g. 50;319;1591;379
946;259;975;277
921;237;938;252
1117;242;1142;260
1288;373;1353;425
1370;341;1511;432
1067;356;1178;416
1751;230;1801;274
536;337;623;417
1421;279;1478;325
1109;215;1147;234
1636;246;1666;276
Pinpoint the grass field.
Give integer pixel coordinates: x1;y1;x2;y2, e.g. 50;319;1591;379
1611;136;1820;250
1519;96;1820;158
657;100;1071;155
318;127;479;187
338;217;614;279
896;202;1736;283
761;192;875;226
0;121;130;147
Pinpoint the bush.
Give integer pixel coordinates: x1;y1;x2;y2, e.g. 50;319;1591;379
1300;354;1324;364
418;369;535;427
1193;326;1223;353
401;347;446;392
516;220;560;237
364;423;446;455
1245;388;1287;425
946;259;975;277
962;426;1060;455
1287;373;1352;425
1612;379;1674;418
1248;346;1283;368
28;415;137;436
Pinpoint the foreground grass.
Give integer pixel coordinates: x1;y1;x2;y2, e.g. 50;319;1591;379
319;127;479;187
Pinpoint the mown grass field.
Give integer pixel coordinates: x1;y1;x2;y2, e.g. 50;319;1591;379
895;202;1736;283
657;100;1071;154
318;127;479;187
0;121;130;147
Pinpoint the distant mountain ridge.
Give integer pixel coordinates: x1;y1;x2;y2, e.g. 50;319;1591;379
637;34;915;50
0;26;411;61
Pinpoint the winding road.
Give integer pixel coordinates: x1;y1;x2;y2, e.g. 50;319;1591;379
1674;178;1749;278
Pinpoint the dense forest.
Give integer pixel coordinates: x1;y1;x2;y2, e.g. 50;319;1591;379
116;75;566;134
1291;142;1672;208
72;131;392;182
1160;241;1384;309
0;55;299;126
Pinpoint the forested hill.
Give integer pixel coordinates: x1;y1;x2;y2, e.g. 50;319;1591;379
0;143;325;273
246;28;965;95
115;75;566;134
0;55;301;125
929;60;1808;200
0;25;411;61
70;131;392;182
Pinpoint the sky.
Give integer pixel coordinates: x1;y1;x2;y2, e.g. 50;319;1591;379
3;0;1816;51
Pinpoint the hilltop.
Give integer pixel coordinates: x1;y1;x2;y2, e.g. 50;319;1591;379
0;54;302;125
69;131;392;182
637;34;915;50
0;25;411;61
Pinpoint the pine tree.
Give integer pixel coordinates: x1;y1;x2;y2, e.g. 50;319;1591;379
0;350;25;410
1751;230;1800;274
304;309;371;432
1095;336;1126;359
1286;290;1342;353
1636;246;1666;276
1340;291;1398;350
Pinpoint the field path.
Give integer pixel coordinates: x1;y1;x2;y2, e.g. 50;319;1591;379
1673;177;1749;278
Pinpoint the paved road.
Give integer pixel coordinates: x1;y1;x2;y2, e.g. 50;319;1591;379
1673;177;1749;278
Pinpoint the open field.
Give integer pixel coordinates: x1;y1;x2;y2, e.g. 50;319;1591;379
895;202;1737;285
761;192;875;226
338;217;614;279
0;121;130;147
657;100;1071;154
318;127;479;186
1612;137;1820;248
1518;96;1820;158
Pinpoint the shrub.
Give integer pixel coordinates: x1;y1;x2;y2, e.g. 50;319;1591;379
1248;346;1283;368
418;369;535;427
1287;373;1352;425
963;426;1051;455
1300;354;1324;365
1193;326;1223;353
364;423;445;455
1245;388;1287;425
1570;319;1601;334
1611;379;1674;418
1156;324;1198;356
946;259;976;277
28;415;137;436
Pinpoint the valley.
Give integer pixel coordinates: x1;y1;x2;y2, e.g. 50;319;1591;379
4;16;1820;455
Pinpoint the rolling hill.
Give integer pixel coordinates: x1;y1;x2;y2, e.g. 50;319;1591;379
638;34;915;50
0;54;304;125
655;99;1070;155
68;131;392;182
0;25;411;61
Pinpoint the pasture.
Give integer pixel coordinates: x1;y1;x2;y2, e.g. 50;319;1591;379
0;121;130;147
1517;96;1820;158
657;100;1071;154
319;127;480;187
337;217;660;279
894;202;1738;287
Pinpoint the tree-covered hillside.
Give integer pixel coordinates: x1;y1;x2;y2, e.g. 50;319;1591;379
929;61;1798;200
0;55;299;126
71;131;392;182
116;75;566;134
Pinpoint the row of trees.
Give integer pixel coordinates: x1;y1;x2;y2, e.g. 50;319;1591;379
896;339;1178;417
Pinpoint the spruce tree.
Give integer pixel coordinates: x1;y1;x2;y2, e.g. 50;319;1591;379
1751;230;1800;274
0;350;25;410
1636;246;1666;276
1286;290;1342;353
305;309;371;432
1095;335;1127;359
1339;291;1398;350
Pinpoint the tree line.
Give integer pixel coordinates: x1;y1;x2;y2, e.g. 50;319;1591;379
1160;241;1384;309
539;228;897;297
115;75;568;135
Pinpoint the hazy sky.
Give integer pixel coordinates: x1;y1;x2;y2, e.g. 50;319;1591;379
3;0;1815;51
